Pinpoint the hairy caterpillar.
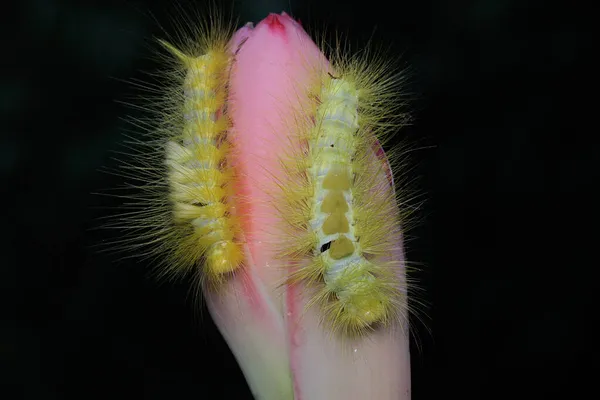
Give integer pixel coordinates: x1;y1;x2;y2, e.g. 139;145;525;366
159;38;244;284
103;11;249;290
272;31;417;338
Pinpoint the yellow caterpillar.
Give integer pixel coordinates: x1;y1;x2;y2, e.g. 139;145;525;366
105;13;245;289
277;42;415;338
161;40;244;283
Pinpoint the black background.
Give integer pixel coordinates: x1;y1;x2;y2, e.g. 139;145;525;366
2;0;595;398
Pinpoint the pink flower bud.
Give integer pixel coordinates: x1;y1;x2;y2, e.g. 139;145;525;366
204;12;411;400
